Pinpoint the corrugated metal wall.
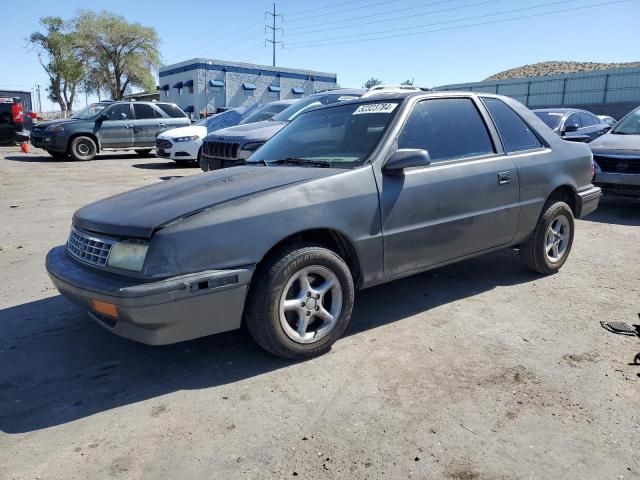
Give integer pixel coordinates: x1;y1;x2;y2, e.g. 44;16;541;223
435;67;640;116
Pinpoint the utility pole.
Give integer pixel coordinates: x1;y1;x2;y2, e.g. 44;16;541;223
265;3;283;67
35;84;42;112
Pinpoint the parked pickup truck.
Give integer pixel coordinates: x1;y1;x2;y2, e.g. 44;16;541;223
46;92;600;359
30;101;190;161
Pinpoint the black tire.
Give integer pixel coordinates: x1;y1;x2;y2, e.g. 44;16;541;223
135;149;153;157
245;243;355;360
46;149;68;160
69;136;97;161
520;200;575;274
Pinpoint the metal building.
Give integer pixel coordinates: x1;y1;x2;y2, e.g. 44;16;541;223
0;90;33;111
158;58;338;118
436;66;640;118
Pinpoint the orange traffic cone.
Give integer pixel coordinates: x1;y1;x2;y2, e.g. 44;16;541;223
20;142;30;154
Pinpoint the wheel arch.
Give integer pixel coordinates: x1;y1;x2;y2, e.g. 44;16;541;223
547;184;577;216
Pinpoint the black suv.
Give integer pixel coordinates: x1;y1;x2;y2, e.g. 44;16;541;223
0;97;27;144
30;101;190;161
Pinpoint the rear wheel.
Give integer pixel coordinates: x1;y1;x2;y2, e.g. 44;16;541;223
245;244;355;359
135;149;152;157
520;200;574;274
69;136;97;161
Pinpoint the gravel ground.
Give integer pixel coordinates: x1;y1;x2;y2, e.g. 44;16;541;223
1;145;639;480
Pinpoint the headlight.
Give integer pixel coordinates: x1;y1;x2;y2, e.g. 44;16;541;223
107;240;149;272
173;135;199;142
45;124;64;132
238;142;265;160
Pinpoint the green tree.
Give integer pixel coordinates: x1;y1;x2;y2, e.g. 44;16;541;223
363;77;383;89
28;17;85;116
74;10;160;100
401;79;414;85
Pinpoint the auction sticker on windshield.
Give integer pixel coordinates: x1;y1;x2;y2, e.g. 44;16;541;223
353;103;398;114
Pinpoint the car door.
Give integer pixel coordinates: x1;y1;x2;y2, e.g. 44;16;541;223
132;103;162;147
379;96;520;276
97;103;133;148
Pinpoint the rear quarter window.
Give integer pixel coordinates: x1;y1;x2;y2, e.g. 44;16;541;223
156;104;187;119
483;98;543;154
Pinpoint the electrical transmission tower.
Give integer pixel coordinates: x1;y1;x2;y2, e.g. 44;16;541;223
265;3;283;67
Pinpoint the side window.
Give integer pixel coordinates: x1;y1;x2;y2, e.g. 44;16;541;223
565;113;581;128
133;103;159;119
482;97;542;153
104;104;131;121
398;98;494;163
156;104;187;119
579;112;595;127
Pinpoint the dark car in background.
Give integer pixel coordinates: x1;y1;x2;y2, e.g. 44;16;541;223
589;105;640;197
200;88;365;171
533;108;610;142
30;101;190;161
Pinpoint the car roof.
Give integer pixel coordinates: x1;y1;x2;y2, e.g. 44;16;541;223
532;108;588;114
311;88;366;96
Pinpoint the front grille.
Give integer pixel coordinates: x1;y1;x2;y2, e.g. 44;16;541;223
204;141;240;159
67;228;115;267
156;138;172;150
594;155;640;174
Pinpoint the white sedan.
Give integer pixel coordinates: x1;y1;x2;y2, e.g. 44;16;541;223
155;100;296;165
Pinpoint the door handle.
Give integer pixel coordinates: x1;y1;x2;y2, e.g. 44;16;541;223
497;171;511;185
158;123;166;128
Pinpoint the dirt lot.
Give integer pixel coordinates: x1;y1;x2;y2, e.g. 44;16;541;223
0;145;639;480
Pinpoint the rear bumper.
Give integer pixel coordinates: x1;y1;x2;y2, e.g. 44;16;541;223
46;245;253;345
575;185;602;218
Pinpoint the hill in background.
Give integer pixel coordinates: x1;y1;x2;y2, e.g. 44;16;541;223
485;61;640;81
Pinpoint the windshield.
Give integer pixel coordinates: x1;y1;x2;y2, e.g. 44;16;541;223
272;93;361;122
238;102;291;125
612;107;640;134
71;103;108;120
534;111;564;129
248;101;400;167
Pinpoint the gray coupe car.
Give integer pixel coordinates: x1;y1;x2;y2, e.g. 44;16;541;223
46;92;601;359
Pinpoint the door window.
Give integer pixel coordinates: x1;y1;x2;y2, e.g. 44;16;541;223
482;97;542;153
104;104;131;121
133;103;159;119
397;98;494;163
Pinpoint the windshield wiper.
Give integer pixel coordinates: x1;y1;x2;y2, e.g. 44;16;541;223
610;130;631;135
269;157;332;167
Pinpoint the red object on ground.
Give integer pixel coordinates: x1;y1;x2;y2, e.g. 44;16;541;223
20;142;29;154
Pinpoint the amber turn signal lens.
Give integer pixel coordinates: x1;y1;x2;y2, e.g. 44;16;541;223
90;299;119;319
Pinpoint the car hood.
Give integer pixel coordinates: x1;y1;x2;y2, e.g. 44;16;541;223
73;165;339;238
32;118;83;130
207;120;288;143
589;132;640;153
157;125;207;139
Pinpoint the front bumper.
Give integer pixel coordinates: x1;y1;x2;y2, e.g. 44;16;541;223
575;185;602;218
156;139;200;161
46;245;253;345
594;172;640;197
30;131;67;152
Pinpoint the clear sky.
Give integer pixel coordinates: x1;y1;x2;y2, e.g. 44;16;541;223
2;0;638;111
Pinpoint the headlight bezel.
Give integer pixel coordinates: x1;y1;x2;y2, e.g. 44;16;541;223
45;124;65;133
107;240;149;272
173;135;199;143
238;142;265;160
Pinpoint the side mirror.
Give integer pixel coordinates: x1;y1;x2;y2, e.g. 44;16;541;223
383;149;431;174
98;113;109;122
563;123;579;133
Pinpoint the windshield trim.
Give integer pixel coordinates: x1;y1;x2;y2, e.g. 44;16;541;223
71;102;110;120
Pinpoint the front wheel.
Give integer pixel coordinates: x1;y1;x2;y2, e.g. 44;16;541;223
69;136;97;161
520;200;575;274
245;244;355;360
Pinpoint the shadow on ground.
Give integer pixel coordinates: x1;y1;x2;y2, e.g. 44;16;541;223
581;196;640;226
0;249;538;434
4;152;154;163
132;162;198;170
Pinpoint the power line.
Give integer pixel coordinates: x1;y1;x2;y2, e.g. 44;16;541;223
287;0;630;49
265;3;284;66
286;0;501;37
285;0;452;32
286;0;368;17
293;0;576;44
285;0;405;23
